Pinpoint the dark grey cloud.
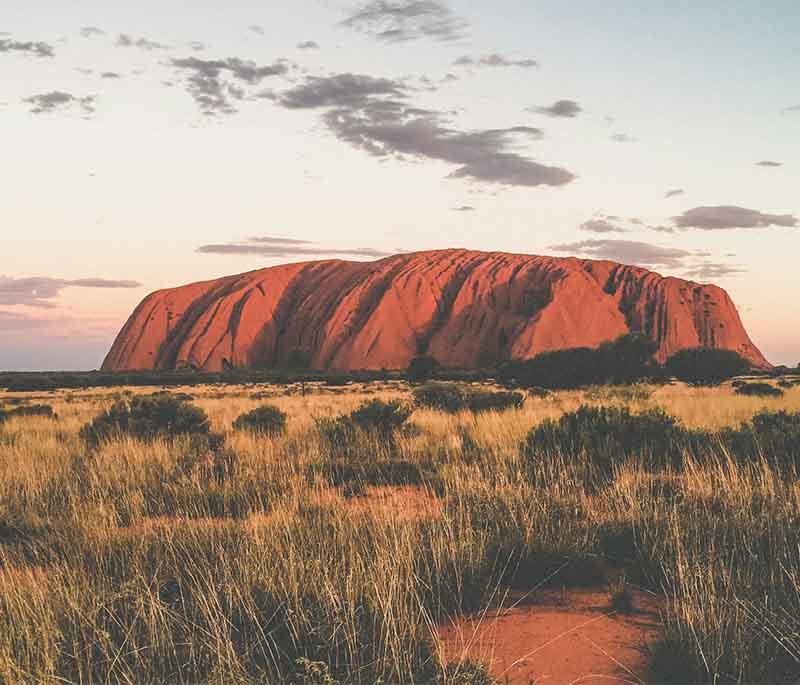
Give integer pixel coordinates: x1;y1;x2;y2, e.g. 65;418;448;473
23;91;96;115
171;56;292;115
580;218;626;234
453;205;475;212
188;41;206;51
650;225;676;234
279;73;574;188
80;27;105;38
610;133;637;143
249;25;265;35
454;53;538;69
529;99;581;118
0;38;54;57
549;239;698;269
297;40;320;50
0;276;142;307
683;263;746;280
279;73;405;109
116;34;169;50
756;160;782;167
196;236;392;259
674;206;797;230
342;0;468;43
665;188;684;198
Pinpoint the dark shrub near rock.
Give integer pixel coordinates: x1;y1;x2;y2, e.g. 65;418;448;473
734;382;784;398
233;405;287;436
413;383;524;413
666;348;750;386
80;392;210;447
8;404;57;418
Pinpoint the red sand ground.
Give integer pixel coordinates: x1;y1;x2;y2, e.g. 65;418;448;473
102;248;769;372
439;587;663;685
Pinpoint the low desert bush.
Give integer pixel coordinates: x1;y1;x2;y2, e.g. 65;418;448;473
79;392;210;447
232;404;287;436
317;399;413;458
413;383;524;413
523;405;703;475
6;404;57;418
734;382;783;398
721;410;800;471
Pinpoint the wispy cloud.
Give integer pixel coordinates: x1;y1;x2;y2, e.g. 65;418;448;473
278;73;574;189
248;25;265;35
529;99;581;118
170;56;292;115
196;236;393;259
453;205;475;212
297;40;320;50
683;263;746;280
24;91;96;115
116;34;169;50
0;37;54;57
549;239;701;269
665;188;684;198
80;27;105;38
342;0;468;43
579;218;627;233
755;160;782;167
453;53;538;69
674;206;797;230
610;133;637;143
0;276;142;307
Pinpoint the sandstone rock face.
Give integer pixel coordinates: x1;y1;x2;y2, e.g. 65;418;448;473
102;249;770;372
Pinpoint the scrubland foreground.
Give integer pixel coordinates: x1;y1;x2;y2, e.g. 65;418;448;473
1;379;800;684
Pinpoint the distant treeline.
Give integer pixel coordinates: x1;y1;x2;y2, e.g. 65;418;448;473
1;335;793;392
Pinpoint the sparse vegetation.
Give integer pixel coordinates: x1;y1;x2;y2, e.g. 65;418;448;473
413;383;524;413
79;392;211;446
734;381;783;397
1;379;799;683
233;404;287;436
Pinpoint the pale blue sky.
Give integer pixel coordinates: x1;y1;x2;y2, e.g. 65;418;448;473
2;1;798;369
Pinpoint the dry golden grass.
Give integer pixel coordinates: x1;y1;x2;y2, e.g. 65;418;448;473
0;379;799;683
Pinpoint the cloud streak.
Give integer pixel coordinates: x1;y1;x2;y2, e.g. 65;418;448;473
674;206;797;230
453;53;538;69
0;276;142;307
756;160;782;167
196;236;393;259
549;239;702;269
342;0;468;43
665;188;684;198
116;34;169;50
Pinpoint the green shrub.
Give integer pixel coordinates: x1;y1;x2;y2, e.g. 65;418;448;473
721;411;800;470
666;348;750;386
232;404;287;436
523;405;700;474
79;393;210;447
8;404;56;418
317;400;413;458
407;355;440;383
734;382;783;398
413;384;524;413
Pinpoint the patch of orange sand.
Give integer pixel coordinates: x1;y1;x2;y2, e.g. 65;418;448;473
439;587;663;684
